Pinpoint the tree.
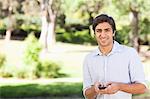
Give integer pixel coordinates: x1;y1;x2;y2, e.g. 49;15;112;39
77;0;104;26
0;0;24;41
129;2;140;52
112;0;150;52
38;0;62;51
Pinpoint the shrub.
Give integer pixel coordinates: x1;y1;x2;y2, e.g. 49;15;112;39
39;60;61;78
11;66;29;79
0;70;13;77
23;33;42;64
0;65;13;78
0;53;14;78
115;26;130;45
22;33;42;78
56;30;97;45
0;53;6;68
22;33;64;79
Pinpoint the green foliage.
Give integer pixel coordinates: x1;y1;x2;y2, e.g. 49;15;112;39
140;18;150;35
0;0;149;45
0;20;6;31
11;66;29;79
0;33;66;79
19;15;41;33
39;60;61;78
23;33;42;65
0;53;15;78
0;19;6;29
23;33;42;78
22;33;64;78
57;30;97;45
0;65;13;78
0;53;6;68
115;26;130;45
0;14;41;36
139;18;150;44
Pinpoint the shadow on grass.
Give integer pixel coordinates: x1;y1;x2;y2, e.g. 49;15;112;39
0;81;149;99
0;82;83;98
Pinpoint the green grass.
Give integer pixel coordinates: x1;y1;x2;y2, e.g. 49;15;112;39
0;82;83;98
0;81;149;98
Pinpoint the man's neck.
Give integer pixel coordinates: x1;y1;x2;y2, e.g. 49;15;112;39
99;43;113;55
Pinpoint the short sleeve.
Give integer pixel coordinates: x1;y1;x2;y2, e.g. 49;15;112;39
83;55;93;97
128;48;147;87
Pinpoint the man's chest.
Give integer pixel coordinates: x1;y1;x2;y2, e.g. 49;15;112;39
88;54;130;82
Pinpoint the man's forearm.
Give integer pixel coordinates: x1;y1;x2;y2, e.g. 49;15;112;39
85;86;97;99
119;83;147;94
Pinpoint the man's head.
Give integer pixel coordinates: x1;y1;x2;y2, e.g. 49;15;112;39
92;14;116;33
92;14;116;47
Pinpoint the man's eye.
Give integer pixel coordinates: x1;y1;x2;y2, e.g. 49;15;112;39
105;29;109;32
96;30;101;33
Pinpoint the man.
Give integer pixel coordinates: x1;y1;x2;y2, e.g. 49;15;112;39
83;14;147;99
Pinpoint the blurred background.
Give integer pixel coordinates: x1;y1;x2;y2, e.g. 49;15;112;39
0;0;149;99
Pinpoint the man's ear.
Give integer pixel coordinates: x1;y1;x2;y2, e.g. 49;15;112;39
113;31;116;36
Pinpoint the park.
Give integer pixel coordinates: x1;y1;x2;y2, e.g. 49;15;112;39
0;0;150;99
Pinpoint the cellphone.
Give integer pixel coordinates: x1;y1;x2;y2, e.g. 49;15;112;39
98;85;107;90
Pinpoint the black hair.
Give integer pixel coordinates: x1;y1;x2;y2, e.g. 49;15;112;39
92;14;116;33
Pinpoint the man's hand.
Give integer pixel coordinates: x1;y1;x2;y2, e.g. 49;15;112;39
94;82;121;95
104;82;120;94
86;81;146;99
94;82;108;94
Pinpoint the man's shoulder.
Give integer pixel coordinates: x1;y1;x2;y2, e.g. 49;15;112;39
114;41;136;54
120;44;137;54
84;49;98;59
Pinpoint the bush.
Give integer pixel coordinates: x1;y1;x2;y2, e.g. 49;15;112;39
115;26;130;45
56;30;97;45
0;65;13;78
0;53;14;78
23;33;42;65
39;60;61;78
22;33;64;79
0;53;6;68
22;33;41;78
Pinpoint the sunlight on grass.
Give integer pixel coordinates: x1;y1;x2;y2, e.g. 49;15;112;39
0;40;149;79
0;40;150;98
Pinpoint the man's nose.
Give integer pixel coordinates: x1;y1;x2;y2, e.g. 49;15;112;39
100;31;106;37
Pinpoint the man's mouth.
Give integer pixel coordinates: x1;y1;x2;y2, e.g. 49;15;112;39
100;38;107;42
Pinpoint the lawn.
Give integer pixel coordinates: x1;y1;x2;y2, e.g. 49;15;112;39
0;40;150;99
0;40;96;78
0;80;83;98
0;78;149;99
0;40;149;79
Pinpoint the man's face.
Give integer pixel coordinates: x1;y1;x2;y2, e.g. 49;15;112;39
95;22;114;47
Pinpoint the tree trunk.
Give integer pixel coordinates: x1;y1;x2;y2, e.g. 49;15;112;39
130;11;140;52
47;18;56;50
5;29;12;42
39;0;56;51
5;4;13;42
39;14;48;51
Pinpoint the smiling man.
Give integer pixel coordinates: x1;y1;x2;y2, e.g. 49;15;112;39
83;14;147;99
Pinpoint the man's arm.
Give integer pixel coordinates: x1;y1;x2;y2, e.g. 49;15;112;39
85;82;147;98
105;82;147;94
85;86;97;99
85;82;109;99
118;83;147;94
